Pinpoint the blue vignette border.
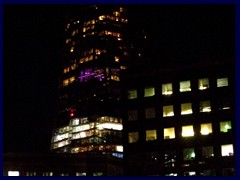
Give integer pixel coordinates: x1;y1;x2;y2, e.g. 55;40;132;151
0;0;239;179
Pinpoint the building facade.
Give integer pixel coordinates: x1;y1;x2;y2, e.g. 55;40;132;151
122;59;235;176
51;5;129;158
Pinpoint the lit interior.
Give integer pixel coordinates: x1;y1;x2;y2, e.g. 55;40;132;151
198;78;209;90
200;101;211;112
144;87;155;97
180;80;191;92
217;77;228;87
128;89;137;99
146;129;157;141
163;105;174;117
220;121;232;133
181;103;193;115
162;83;173;95
182;125;194;137
128;132;139;143
164;127;175;139
200;123;212;135
8;171;20;176
221;144;234;156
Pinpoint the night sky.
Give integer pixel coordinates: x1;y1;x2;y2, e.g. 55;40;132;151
3;4;234;153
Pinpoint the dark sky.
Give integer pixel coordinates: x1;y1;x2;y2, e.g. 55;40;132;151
3;5;234;153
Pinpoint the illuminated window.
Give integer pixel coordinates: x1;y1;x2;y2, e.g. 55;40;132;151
93;172;103;176
146;129;157;141
43;172;53;176
200;123;212;135
63;67;70;73
71;118;79;126
184;171;196;176
69;76;75;83
217;77;228;87
164;127;175;139
128;132;139;143
128;110;138;121
162;83;173;95
66;38;71;44
198;78;209;90
220;121;232;133
128;89;137;99
144;87;155;97
200;101;211;112
181;103;193;115
76;172;87;176
113;11;120;16
72;30;76;36
8;171;20;176
116;145;123;152
182;125;194;137
221;144;234;156
120;7;124;12
163;105;174;117
99;15;105;20
120;66;127;70
202;146;214;158
26;172;37;176
180;80;191;92
63;79;69;87
114;56;120;62
145;107;156;119
183;148;195;160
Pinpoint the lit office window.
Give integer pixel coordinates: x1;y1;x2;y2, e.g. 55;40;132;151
200;123;212;135
198;78;209;90
144;87;155;97
162;83;173;95
43;172;53;176
200;101;211;112
182;125;194;137
76;172;87;176
217;77;228;87
220;121;232;133
93;172;103;176
180;80;191;92
181;103;193;115
128;89;137;99
202;146;214;158
128;110;138;121
221;144;234;156
145;107;156;119
163;105;174;117
184;172;196;176
146;129;157;141
128;132;139;143
8;171;20;176
26;172;37;176
164;127;175;139
183;148;195;160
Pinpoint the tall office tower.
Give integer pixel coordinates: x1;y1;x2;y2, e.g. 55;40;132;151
50;5;128;157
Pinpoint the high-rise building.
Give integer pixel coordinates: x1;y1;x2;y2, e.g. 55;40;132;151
50;5;128;159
